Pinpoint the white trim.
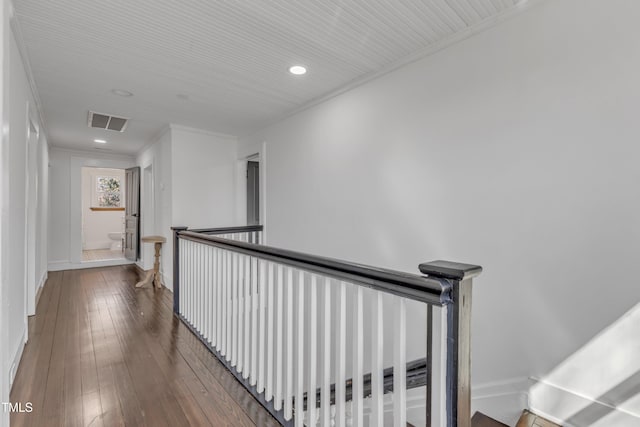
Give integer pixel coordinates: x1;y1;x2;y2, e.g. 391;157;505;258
334;376;529;426
48;258;133;272
50;146;135;162
69;156;134;265
140;162;155;270
472;377;530;425
160;271;172;292
137;125;171;156
35;270;47;307
9;329;26;389
170;123;237;140
529;377;640;427
8;8;49;146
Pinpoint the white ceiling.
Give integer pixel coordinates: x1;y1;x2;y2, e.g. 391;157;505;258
13;0;524;154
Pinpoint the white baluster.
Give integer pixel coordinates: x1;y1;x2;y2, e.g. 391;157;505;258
250;257;258;385
275;264;284;410
284;267;294;420
212;247;218;347
257;259;266;391
321;278;331;427
232;252;238;367
216;247;221;349
207;246;216;345
193;242;198;329
199;244;204;335
237;253;244;372
182;240;186;318
371;291;384;427
178;239;184;315
295;270;305;427
222;249;228;358
187;241;192;322
393;297;407;427
352;286;364;427
336;281;346;427
244;255;251;379
195;243;200;331
200;244;206;337
265;262;275;401
308;274;318;427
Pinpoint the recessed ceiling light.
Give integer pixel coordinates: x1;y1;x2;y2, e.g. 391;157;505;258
288;65;307;75
111;89;134;97
94;139;107;144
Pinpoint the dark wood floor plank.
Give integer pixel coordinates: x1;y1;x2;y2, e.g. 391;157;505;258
63;272;83;427
11;271;63;427
10;265;278;427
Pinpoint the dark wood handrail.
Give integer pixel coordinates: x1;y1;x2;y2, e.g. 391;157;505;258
178;229;451;306
188;224;264;235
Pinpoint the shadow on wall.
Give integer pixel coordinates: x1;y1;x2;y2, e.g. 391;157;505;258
529;303;640;426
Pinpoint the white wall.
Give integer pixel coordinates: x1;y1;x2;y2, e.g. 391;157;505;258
80;167;125;250
0;7;49;425
137;127;172;282
136;124;238;291
171;125;237;228
240;0;640;423
6;26;28;384
49;148;134;270
0;0;9;425
35;127;48;297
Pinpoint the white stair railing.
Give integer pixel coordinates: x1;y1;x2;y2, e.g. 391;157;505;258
171;225;481;427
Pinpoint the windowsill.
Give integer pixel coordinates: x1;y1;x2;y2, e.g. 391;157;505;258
90;207;125;211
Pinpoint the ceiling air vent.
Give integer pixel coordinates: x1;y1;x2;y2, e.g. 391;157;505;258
88;111;129;132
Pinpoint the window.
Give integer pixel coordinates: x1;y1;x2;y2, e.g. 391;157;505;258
95;176;121;207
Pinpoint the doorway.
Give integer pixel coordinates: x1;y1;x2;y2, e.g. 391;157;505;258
80;167;126;262
247;160;260;225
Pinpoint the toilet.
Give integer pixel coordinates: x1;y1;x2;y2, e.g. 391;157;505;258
108;232;124;251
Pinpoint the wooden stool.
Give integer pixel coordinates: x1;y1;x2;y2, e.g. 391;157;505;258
135;235;167;289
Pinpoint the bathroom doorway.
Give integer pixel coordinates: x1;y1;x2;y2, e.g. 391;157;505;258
81;167;126;262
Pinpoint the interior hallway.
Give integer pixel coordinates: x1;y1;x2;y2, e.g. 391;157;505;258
10;266;278;427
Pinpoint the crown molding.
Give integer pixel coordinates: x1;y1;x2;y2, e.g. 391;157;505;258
170;123;237;140
136;124;172;157
50;146;136;162
9;3;50;146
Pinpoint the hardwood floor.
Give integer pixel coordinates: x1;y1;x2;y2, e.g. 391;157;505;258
10;265;279;427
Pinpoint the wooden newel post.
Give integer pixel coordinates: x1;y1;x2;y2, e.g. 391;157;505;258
419;260;482;427
172;227;188;314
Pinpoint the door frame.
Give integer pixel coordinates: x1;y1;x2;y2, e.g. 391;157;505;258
140;162;155;270
236;141;267;241
24;105;38;317
69;155;135;268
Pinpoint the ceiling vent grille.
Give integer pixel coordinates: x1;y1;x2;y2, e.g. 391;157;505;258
88;111;129;132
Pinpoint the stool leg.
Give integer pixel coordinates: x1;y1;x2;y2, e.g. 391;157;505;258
153;242;162;289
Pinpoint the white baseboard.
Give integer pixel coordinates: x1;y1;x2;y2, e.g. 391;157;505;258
9;329;27;390
472;377;530;425
34;271;47;307
313;377;529;426
48;259;133;271
529;378;640;427
161;271;173;292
